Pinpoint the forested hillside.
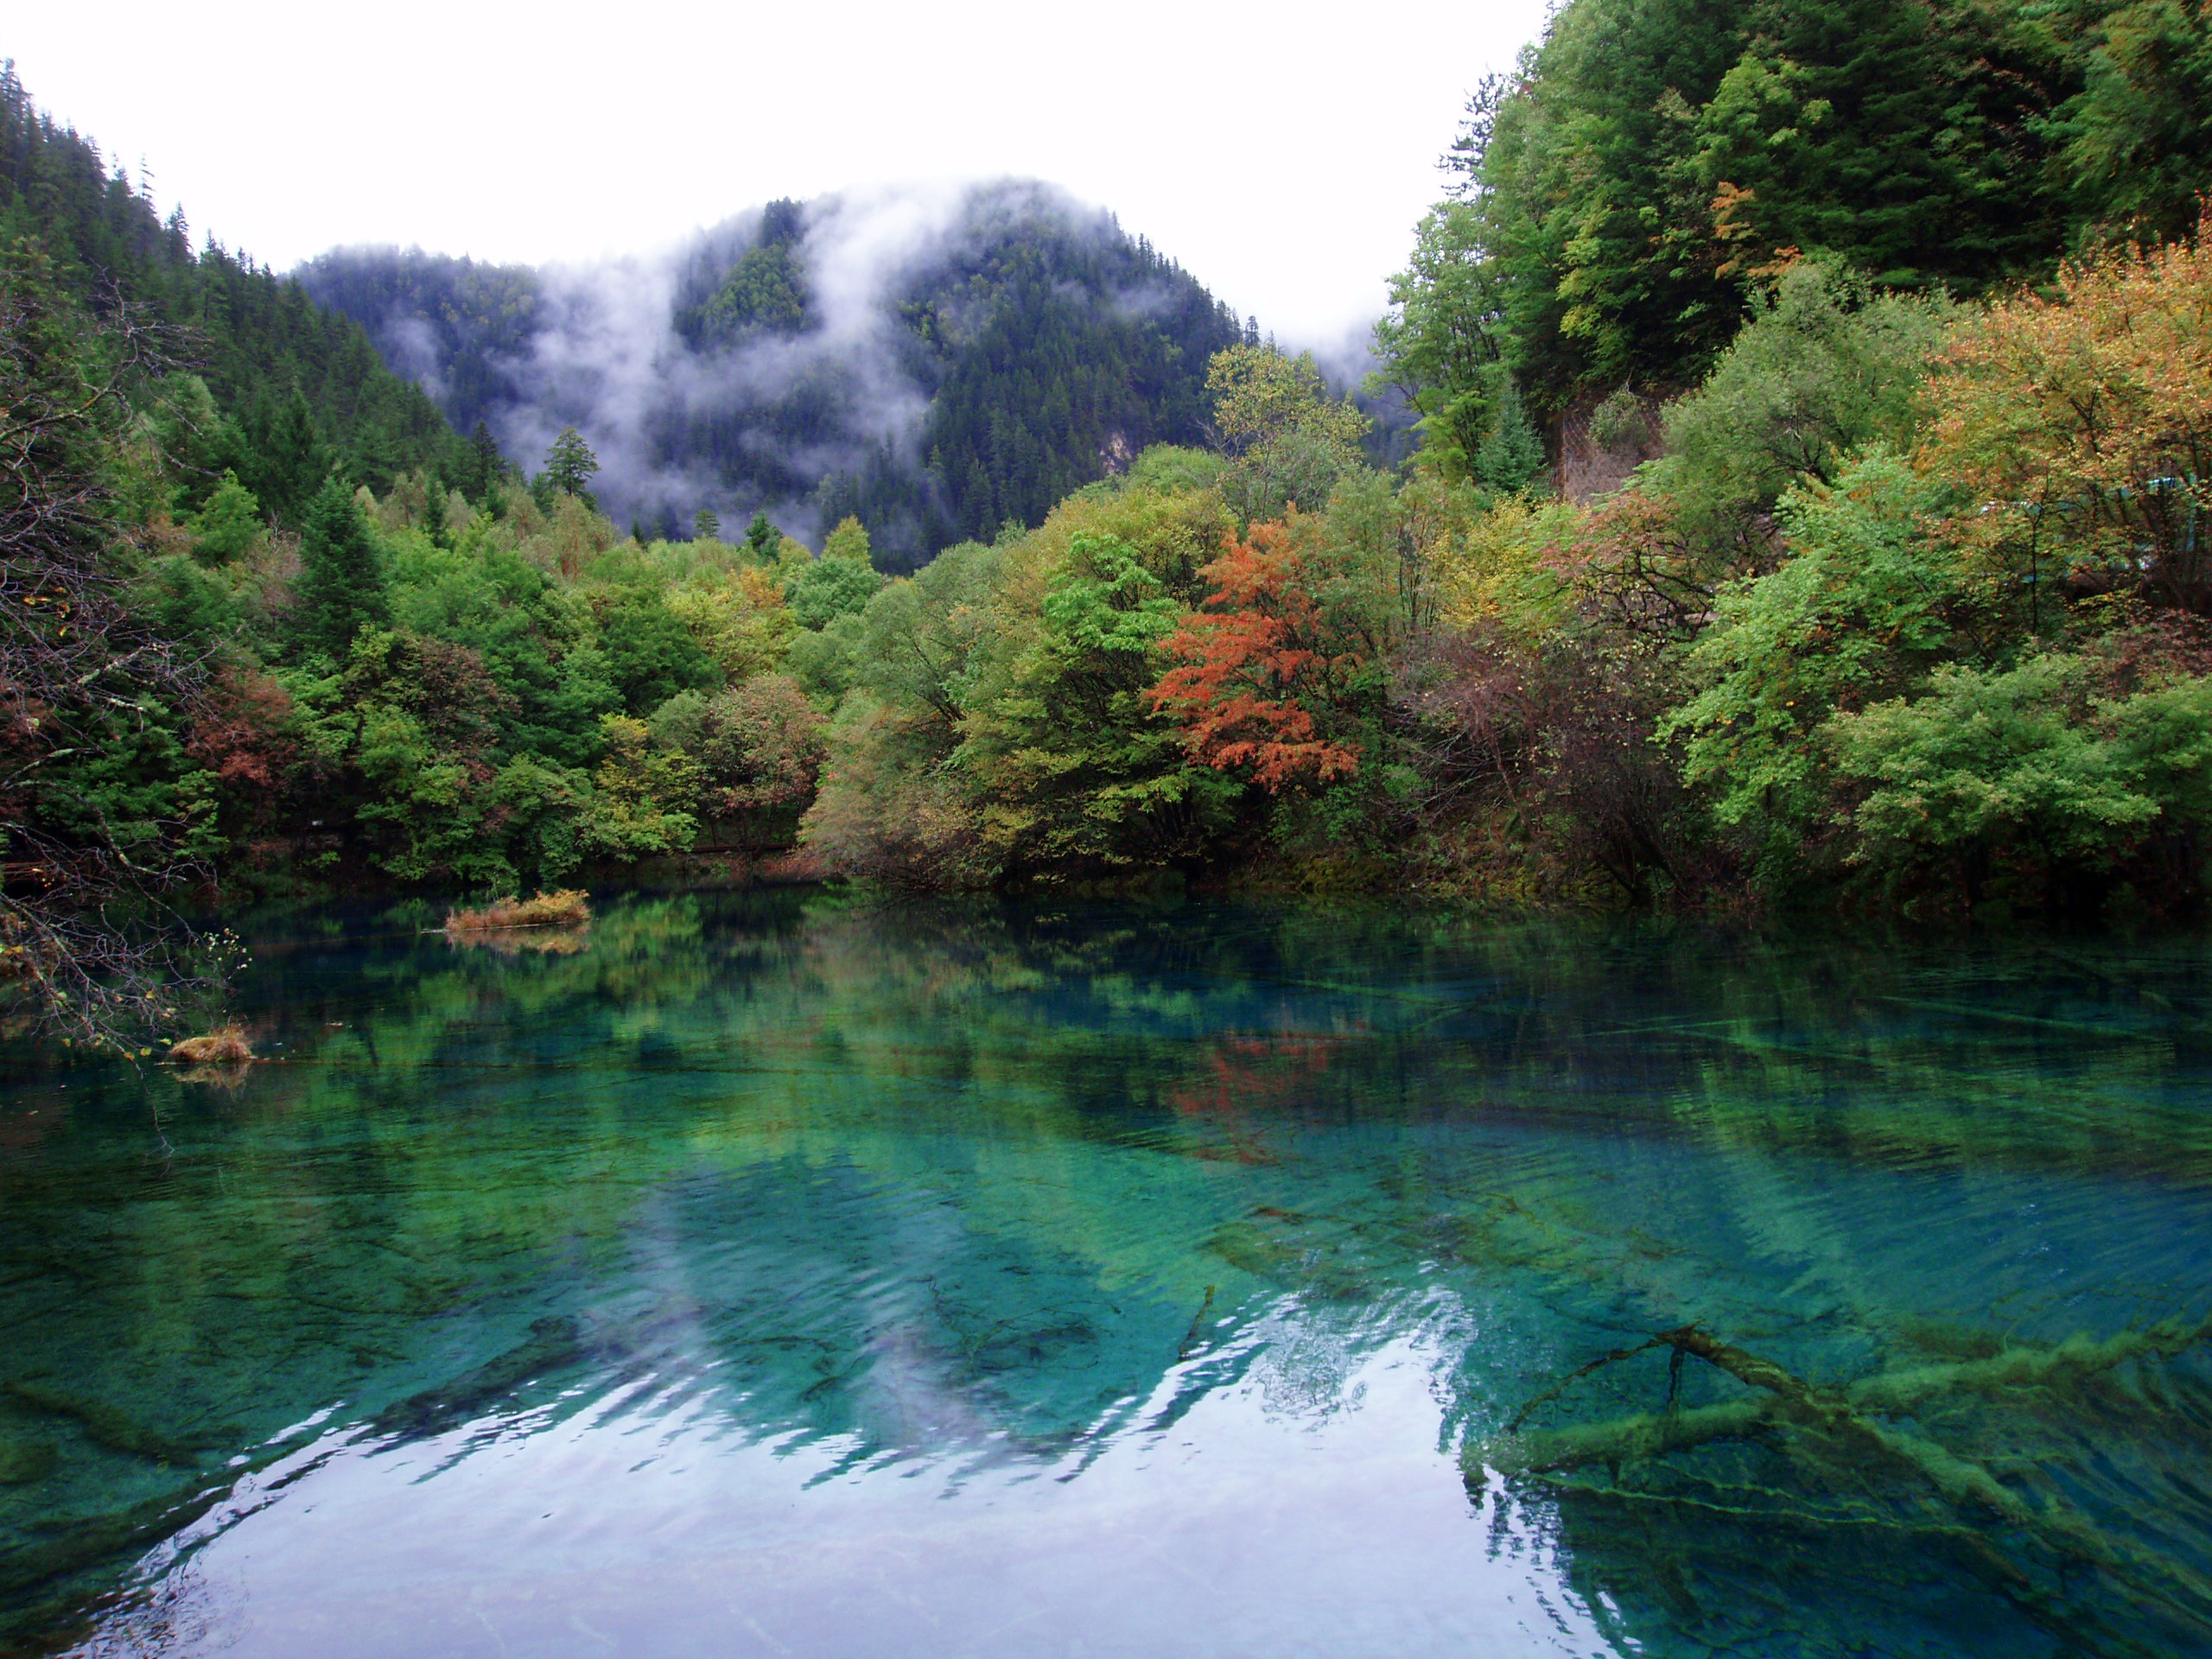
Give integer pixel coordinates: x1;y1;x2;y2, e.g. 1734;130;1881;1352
1375;0;2212;463
0;62;467;524
10;0;2212;1054
302;186;1243;568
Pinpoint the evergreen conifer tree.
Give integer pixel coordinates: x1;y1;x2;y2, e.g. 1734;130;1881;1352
290;477;388;662
226;391;330;526
743;512;778;564
542;425;599;507
422;477;448;546
466;419;503;501
189;471;263;563
1473;378;1548;493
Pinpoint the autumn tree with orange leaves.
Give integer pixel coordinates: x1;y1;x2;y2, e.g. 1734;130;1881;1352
1147;523;1370;791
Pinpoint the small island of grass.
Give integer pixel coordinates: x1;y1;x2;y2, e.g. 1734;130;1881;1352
444;890;594;934
167;1026;256;1065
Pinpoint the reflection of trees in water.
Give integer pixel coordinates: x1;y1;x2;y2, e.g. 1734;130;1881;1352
1166;1032;1371;1166
6;895;2212;1651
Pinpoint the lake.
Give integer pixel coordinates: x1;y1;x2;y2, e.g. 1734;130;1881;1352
3;891;2211;1657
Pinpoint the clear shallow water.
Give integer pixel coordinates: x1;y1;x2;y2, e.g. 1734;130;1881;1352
4;894;2212;1657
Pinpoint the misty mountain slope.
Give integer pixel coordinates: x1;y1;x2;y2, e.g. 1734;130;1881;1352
292;250;542;441
302;182;1243;567
902;192;1239;538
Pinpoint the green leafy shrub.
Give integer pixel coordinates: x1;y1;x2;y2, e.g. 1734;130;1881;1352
1826;642;2212;907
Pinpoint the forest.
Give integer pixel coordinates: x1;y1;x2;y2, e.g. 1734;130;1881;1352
6;0;2212;1047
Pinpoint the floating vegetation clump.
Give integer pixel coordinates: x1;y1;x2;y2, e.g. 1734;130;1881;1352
443;925;591;957
442;890;594;952
164;1026;253;1065
444;890;592;932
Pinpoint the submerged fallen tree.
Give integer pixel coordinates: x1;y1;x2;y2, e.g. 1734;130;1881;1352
1482;1313;2212;1478
1476;1313;2212;1653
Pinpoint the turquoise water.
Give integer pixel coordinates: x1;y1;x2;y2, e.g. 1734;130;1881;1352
4;893;2212;1657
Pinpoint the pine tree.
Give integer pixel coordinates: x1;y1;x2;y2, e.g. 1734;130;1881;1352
422;476;447;545
466;419;503;502
290;478;388;662
542;425;599;507
226;391;329;526
695;507;721;542
1473;377;1548;493
743;512;778;564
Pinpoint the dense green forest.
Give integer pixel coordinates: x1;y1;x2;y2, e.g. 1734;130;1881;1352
300;184;1243;566
0;64;469;523
8;0;2212;1048
1375;0;2212;457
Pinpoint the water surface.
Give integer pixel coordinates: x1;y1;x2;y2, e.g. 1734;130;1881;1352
5;893;2212;1657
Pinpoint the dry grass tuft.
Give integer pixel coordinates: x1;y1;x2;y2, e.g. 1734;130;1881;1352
444;890;592;933
168;1025;256;1065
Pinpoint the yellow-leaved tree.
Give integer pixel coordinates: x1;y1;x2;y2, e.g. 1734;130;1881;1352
1919;214;2212;624
1205;343;1370;520
665;566;796;681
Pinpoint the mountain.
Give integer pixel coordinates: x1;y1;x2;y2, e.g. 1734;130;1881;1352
300;183;1245;568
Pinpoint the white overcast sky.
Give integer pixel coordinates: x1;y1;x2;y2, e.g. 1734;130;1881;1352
6;0;1548;346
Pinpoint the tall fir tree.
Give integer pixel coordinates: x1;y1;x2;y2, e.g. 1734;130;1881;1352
465;419;504;502
1473;377;1548;493
542;426;599;506
289;478;388;663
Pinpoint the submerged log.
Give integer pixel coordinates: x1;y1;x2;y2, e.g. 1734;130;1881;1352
0;1478;224;1597
1484;1310;2212;1476
0;1437;56;1484
366;1315;582;1441
1476;1313;2212;1644
3;1382;204;1466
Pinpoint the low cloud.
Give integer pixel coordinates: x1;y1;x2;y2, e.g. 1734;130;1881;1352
307;181;1182;551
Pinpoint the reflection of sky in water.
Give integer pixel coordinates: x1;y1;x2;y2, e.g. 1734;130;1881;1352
148;1332;1570;1658
4;893;2212;1656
